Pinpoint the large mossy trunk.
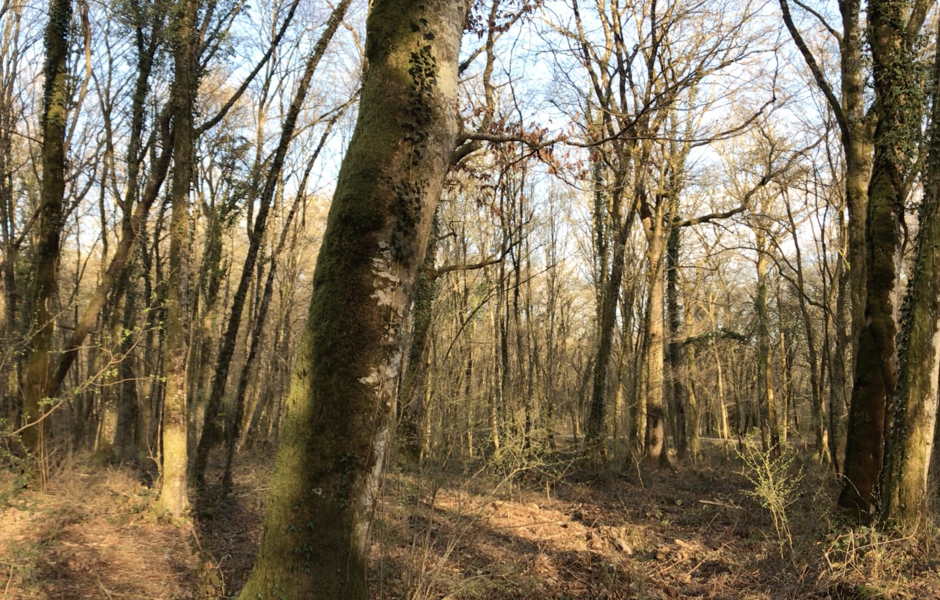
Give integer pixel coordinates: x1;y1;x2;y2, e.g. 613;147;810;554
236;1;467;598
840;0;925;521
879;19;940;530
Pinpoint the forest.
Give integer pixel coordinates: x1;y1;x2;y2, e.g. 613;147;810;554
3;0;940;597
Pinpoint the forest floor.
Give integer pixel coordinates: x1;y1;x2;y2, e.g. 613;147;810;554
2;442;939;599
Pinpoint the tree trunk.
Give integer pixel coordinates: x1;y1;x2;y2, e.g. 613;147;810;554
839;0;874;357
21;0;72;454
156;0;199;519
879;20;940;529
754;232;780;453
236;1;466;596
644;201;668;464
840;0;925;521
666;223;687;460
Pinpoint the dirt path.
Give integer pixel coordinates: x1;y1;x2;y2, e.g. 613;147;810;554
1;460;198;599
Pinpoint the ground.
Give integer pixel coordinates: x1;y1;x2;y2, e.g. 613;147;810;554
2;443;939;599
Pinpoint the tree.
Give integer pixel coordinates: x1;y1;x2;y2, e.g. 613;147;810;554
236;0;468;597
879;16;940;530
839;0;929;521
156;0;200;519
21;0;72;455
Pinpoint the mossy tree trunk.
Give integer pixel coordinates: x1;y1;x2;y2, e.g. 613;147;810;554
839;0;874;355
236;1;467;597
839;0;927;521
585;181;629;461
21;0;72;453
397;213;439;464
157;0;199;519
879;17;940;530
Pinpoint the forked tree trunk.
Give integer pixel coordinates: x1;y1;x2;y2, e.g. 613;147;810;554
236;1;467;597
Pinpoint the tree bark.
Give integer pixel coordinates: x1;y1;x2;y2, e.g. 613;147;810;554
839;0;926;521
236;1;467;596
156;0;199;519
879;19;940;529
21;0;72;453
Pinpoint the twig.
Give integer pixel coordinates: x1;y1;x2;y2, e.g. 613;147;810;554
2;561;13;599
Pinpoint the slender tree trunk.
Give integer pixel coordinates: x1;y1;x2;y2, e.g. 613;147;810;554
644;202;668;464
829;217;850;471
840;0;874;357
786;200;828;460
713;338;729;447
754;233;780;454
685;312;699;460
237;2;466;596
0;1;25;418
222;132;336;493
194;0;352;485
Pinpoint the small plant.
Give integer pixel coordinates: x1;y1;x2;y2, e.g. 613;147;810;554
736;432;803;555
